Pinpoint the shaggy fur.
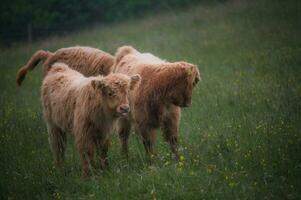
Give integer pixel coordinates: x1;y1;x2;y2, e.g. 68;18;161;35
114;46;201;161
41;63;140;176
16;46;114;86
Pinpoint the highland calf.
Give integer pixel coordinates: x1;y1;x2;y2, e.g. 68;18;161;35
16;46;114;86
41;63;140;177
114;46;200;161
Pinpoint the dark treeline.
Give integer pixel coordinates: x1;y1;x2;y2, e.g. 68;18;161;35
0;0;211;46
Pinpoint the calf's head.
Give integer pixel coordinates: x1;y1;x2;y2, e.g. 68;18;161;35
91;73;141;117
169;62;201;107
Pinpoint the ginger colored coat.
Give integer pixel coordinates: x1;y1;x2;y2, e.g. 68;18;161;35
114;46;201;160
16;46;114;86
41;63;140;176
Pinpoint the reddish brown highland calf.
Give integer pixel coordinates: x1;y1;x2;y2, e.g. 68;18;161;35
16;46;114;86
114;46;201;161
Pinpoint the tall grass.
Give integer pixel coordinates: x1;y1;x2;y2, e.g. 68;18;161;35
0;0;300;199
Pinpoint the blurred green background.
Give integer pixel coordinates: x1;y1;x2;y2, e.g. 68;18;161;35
0;0;301;199
0;0;208;46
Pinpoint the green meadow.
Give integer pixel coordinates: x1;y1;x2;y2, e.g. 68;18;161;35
1;0;300;199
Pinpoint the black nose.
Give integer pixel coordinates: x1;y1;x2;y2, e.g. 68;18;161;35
181;103;189;108
181;99;191;107
120;105;130;113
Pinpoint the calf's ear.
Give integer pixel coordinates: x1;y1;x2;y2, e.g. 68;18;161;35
186;65;201;87
130;74;141;90
193;66;201;86
91;80;105;90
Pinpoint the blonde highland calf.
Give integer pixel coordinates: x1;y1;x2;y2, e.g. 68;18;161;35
20;61;140;177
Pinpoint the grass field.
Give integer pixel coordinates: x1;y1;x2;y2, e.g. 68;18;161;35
1;0;301;199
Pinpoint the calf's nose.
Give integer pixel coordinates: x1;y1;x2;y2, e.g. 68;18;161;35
119;104;130;113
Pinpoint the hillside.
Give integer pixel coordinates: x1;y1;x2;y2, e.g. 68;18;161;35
0;0;300;199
